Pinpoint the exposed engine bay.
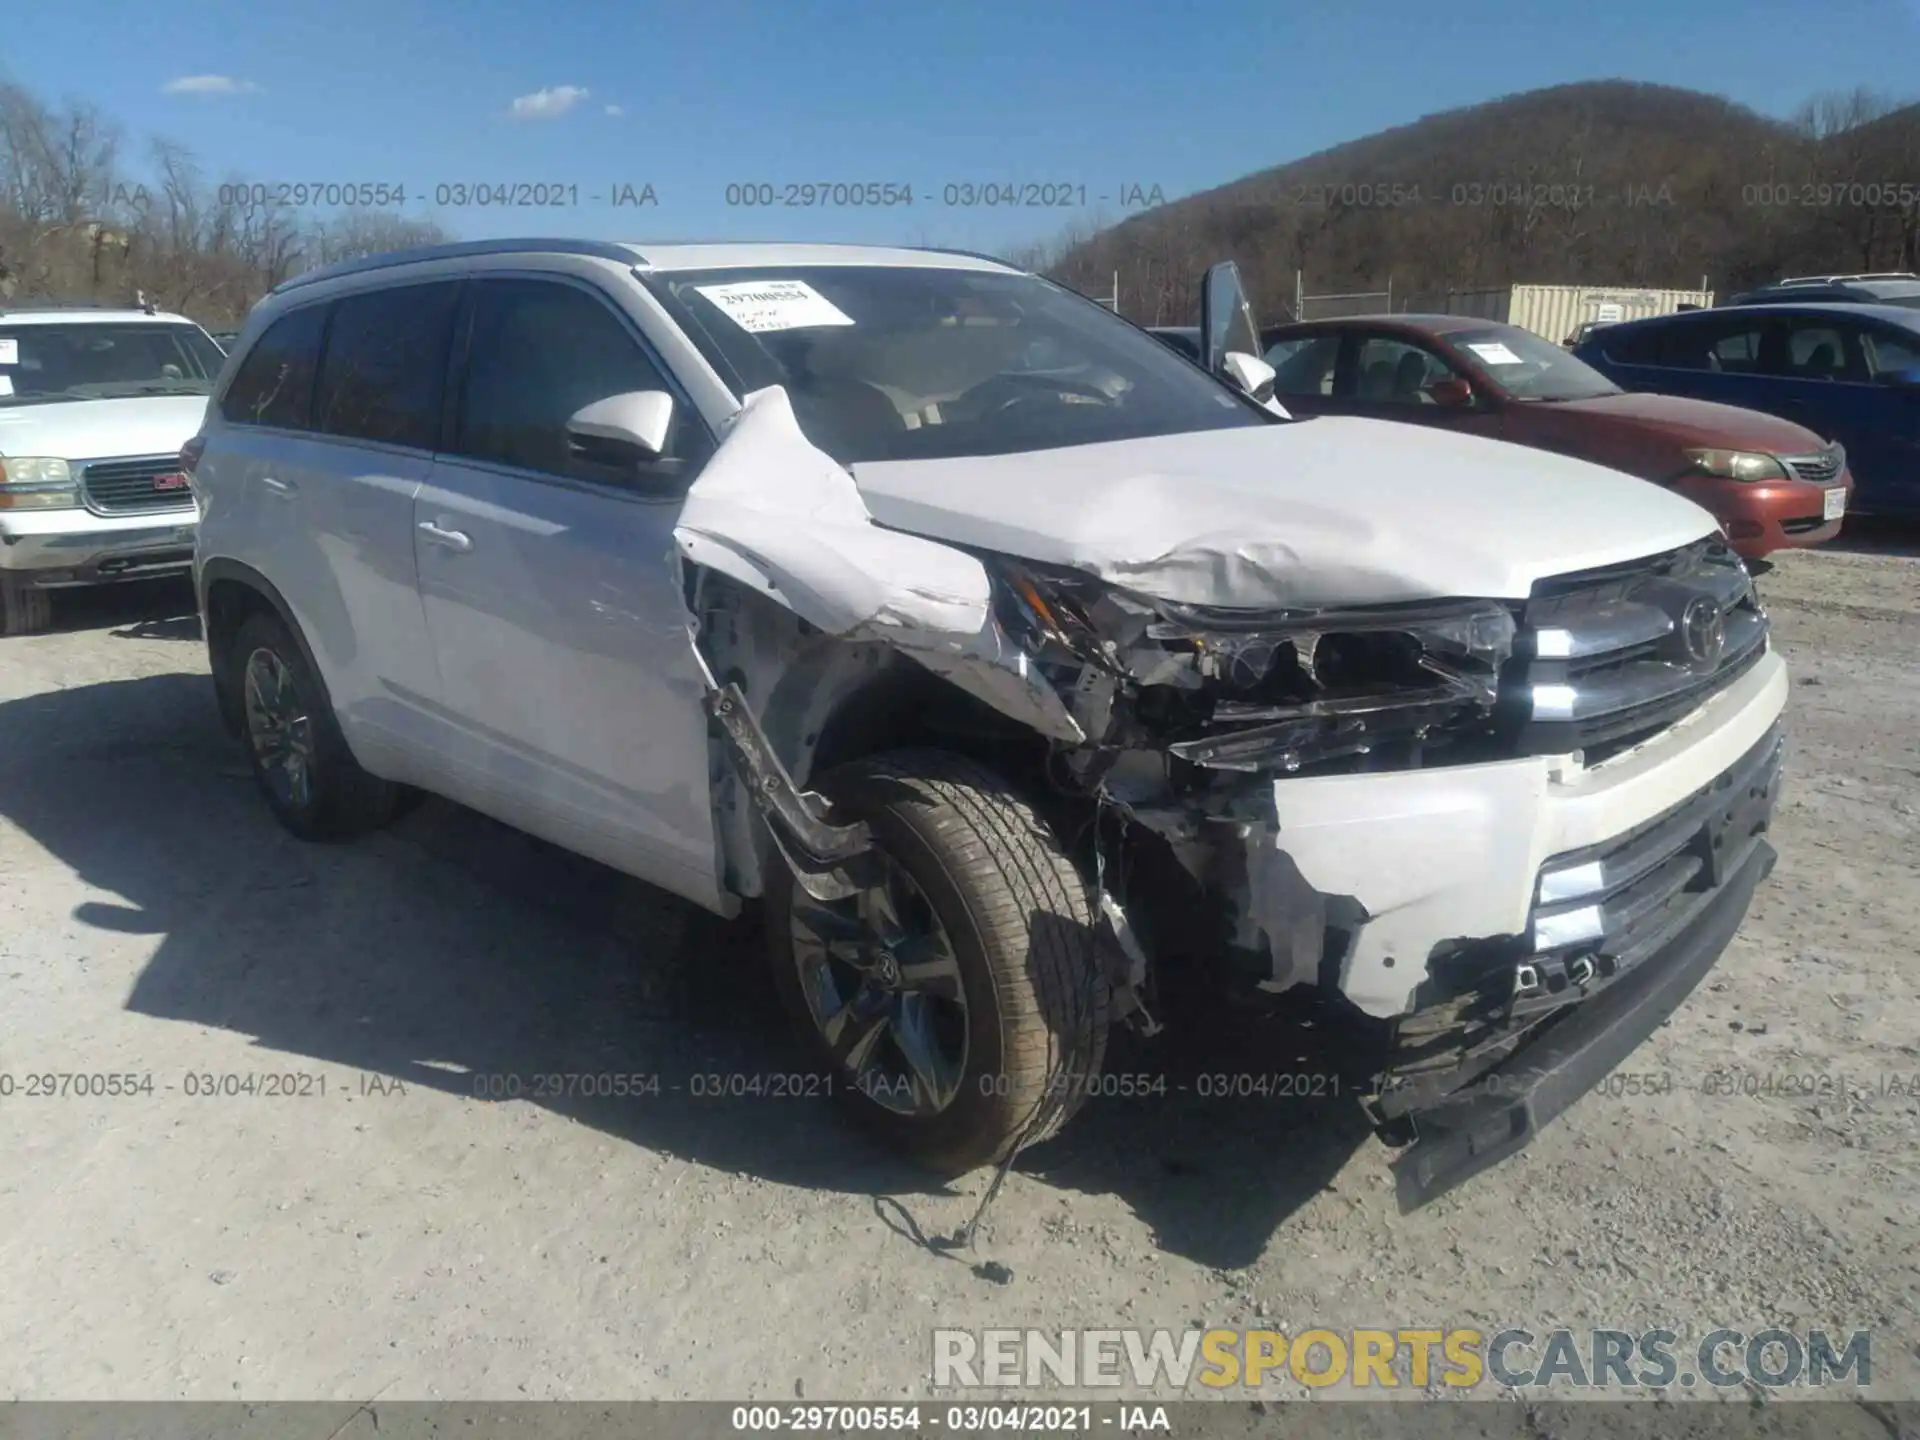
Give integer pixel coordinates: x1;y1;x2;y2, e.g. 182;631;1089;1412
987;558;1518;787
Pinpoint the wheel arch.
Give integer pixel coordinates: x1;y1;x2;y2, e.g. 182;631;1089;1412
692;570;1053;901
199;558;337;740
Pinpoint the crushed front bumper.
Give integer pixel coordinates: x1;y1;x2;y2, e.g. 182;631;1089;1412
1370;720;1784;1209
1388;827;1775;1211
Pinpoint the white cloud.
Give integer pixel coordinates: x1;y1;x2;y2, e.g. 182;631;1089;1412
604;104;625;118
507;85;591;120
162;74;263;96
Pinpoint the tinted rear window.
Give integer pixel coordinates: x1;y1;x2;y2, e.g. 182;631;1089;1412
220;305;328;429
313;282;462;449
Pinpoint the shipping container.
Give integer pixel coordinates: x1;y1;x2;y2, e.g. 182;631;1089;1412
1444;284;1715;343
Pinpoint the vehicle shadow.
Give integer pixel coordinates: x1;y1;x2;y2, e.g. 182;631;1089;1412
27;576;202;639
2;670;1373;1270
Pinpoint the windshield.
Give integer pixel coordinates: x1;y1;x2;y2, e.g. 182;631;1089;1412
641;266;1269;464
1444;325;1622;401
0;322;225;406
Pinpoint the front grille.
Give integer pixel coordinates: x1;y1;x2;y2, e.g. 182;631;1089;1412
1510;539;1768;762
81;455;194;516
1782;449;1841;484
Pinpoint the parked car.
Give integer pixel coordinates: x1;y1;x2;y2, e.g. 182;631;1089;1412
1259;314;1851;558
0;304;225;634
1563;320;1611;348
1574;302;1920;519
191;241;1786;1211
1722;273;1920;309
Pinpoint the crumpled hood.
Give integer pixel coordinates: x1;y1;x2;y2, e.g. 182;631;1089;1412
850;418;1722;609
0;395;210;462
1545;390;1832;451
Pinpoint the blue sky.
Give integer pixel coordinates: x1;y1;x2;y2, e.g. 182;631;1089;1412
10;0;1920;257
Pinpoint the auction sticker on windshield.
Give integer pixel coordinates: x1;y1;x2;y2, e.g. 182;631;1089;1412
694;279;856;333
0;375;13;397
0;338;18;365
1465;341;1524;366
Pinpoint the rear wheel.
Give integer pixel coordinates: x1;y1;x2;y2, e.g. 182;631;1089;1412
1;580;52;637
766;749;1109;1174
235;610;403;840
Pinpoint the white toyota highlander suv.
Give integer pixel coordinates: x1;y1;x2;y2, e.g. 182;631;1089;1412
0;305;224;634
189;240;1788;1209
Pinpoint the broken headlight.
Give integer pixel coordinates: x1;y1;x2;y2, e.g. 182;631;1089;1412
992;562;1517;774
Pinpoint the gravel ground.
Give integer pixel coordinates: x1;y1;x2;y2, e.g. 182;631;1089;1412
0;540;1915;1415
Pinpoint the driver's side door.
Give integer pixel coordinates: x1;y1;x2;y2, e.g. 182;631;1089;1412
412;272;725;905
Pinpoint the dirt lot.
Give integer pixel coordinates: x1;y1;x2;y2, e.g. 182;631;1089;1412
0;540;1915;1412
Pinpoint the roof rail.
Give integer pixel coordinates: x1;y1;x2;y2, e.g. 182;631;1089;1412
1777;272;1919;285
271;237;645;296
0;301;158;314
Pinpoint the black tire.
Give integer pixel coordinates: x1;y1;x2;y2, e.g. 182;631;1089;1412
766;748;1109;1174
233;609;402;841
1;581;52;637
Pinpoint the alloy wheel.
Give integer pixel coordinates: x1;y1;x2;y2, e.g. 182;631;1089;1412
789;856;970;1116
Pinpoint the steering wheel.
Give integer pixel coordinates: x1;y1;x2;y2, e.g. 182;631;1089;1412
960;371;1117;418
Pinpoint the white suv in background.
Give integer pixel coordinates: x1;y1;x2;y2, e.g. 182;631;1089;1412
0;305;225;634
189;239;1787;1209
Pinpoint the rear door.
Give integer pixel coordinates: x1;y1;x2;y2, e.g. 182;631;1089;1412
204;283;453;773
301;280;463;769
1593;313;1791;410
412;272;724;903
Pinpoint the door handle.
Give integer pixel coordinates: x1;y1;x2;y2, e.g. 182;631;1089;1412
417;520;473;553
259;475;294;496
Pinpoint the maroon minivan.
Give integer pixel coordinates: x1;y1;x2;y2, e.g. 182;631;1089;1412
1260;315;1852;560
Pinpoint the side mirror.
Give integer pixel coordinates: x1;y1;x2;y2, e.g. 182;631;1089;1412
566;391;686;486
1428;377;1475;408
1875;365;1920;388
1220;351;1277;404
1199;260;1262;377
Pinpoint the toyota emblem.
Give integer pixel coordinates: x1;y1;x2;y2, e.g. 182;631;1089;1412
1681;597;1726;665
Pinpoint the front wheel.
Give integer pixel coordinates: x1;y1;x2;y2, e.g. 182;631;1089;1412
766;749;1109;1175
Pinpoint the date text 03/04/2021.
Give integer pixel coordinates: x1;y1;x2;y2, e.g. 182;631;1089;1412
727;1405;1168;1433
208;182;661;209
720;182;1167;208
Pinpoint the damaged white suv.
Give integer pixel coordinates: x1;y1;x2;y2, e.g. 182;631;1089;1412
190;240;1786;1209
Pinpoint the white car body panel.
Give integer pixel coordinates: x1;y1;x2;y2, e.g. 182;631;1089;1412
412;450;726;907
0;394;210;463
850;418;1721;609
